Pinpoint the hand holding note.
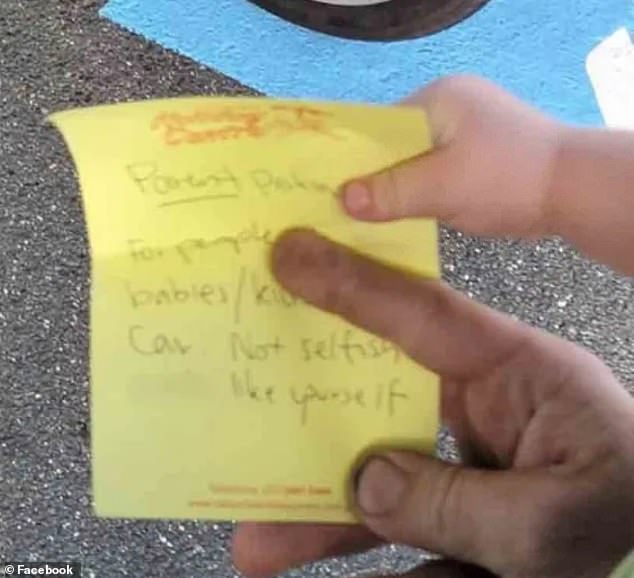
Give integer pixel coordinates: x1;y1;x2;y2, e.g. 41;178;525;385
233;77;634;578
51;97;439;523
51;80;634;578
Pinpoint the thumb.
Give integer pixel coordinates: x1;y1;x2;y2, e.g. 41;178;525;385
340;76;462;224
341;75;560;238
354;451;539;571
341;144;458;223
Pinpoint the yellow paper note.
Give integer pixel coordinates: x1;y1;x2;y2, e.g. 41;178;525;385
51;97;439;523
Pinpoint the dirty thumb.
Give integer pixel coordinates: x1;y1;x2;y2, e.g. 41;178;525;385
353;451;512;568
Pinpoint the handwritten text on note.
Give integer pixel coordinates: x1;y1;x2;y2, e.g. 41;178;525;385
51;97;439;523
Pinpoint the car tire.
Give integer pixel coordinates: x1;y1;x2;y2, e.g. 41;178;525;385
247;0;491;41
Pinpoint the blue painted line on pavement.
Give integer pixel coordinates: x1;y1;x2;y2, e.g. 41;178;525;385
101;0;634;124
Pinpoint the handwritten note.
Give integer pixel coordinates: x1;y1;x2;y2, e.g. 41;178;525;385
51;98;439;523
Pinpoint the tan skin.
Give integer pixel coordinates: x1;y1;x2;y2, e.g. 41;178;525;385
232;76;634;578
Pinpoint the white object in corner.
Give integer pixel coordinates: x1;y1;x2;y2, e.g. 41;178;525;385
586;27;634;129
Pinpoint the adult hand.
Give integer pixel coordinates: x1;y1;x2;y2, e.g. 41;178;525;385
233;75;634;577
233;231;634;578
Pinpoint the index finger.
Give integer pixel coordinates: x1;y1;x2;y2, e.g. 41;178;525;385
272;229;530;380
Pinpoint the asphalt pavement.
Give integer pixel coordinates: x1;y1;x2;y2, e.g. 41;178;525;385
1;1;633;577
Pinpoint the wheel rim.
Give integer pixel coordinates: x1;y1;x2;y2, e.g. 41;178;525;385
247;0;492;41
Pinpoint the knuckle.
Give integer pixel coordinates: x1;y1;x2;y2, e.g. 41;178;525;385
367;168;405;218
395;281;453;357
429;465;463;542
422;465;484;562
385;167;408;216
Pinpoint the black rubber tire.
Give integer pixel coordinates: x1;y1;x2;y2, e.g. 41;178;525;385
247;0;491;41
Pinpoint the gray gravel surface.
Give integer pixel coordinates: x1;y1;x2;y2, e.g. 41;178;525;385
1;1;633;578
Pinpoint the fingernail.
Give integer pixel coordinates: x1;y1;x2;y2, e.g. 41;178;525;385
356;456;408;516
343;182;371;215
